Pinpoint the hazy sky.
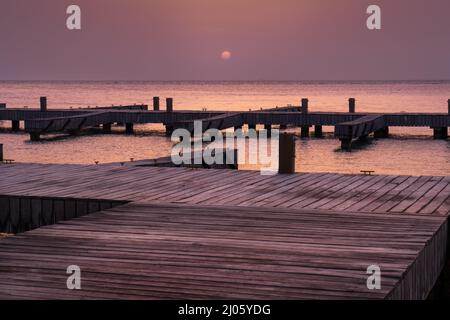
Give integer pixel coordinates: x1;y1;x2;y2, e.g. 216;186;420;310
0;0;449;80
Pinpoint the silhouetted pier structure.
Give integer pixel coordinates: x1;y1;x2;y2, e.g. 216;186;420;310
0;97;449;149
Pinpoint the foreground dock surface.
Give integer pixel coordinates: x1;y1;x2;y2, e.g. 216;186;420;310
0;163;449;299
0;164;449;215
0;202;447;299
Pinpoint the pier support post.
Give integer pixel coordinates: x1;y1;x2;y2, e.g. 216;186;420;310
340;139;352;151
68;129;79;136
300;99;310;138
103;123;112;133
165;125;174;136
301;126;310;138
301;98;309;114
264;124;272;138
279;133;296;174
11;120;20;131
314;125;323;138
166;98;173;112
374;127;389;138
125;123;134;134
153;97;160;111
40;97;47;112
359;134;368;142
0;144;3;162
433;127;448;140
30;132;40;141
349;98;356;113
448;99;450;115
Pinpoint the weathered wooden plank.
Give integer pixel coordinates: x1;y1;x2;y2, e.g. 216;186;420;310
0;202;446;300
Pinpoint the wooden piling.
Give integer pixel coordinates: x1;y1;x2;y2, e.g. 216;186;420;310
314;125;323;138
166;98;173;112
264;124;272;138
153;97;160;111
433;127;448;140
165;124;174;136
103;123;112;133
11;120;20;131
278;133;295;174
301;98;309;114
0;144;3;162
125;123;134;134
448;99;450;114
349;98;356;113
301;99;309;137
374;127;389;138
30;132;40;141
40;97;47;112
340;139;352;151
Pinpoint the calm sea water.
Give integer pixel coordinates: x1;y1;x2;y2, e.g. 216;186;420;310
1;81;449;176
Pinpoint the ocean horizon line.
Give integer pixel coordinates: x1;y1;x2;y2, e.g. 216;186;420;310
1;79;450;84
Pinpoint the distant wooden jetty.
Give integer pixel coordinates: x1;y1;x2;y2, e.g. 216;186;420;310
0;163;449;299
0;97;449;150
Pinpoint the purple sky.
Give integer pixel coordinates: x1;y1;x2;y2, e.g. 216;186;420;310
0;0;449;81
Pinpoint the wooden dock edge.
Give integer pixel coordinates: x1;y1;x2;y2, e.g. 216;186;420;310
0;195;129;234
386;218;448;300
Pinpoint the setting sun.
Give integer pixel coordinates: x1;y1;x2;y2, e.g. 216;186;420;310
221;51;232;60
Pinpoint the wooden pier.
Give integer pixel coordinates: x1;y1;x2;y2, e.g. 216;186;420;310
0;163;450;299
1;97;449;149
1;97;450;299
0;201;446;300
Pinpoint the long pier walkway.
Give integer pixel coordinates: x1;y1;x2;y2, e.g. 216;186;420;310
1;97;449;150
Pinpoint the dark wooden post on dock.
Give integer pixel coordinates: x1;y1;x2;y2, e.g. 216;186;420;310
125;123;134;134
0;144;3;162
164;98;174;135
433;127;448;139
166;98;173;112
349;98;356;113
30;133;40;141
40;97;47;112
103;123;112;134
301;98;309;138
341;139;352;151
264;124;272;138
153;97;160;111
314;125;323;138
11;121;20;131
165;125;174;136
301;98;309;114
448;99;450;114
374;127;389;138
279;133;295;174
